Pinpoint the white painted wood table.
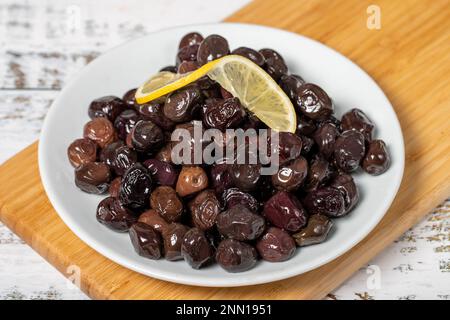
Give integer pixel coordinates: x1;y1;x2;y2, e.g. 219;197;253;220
0;0;448;300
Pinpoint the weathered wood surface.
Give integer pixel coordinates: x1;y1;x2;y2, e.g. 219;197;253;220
0;0;449;300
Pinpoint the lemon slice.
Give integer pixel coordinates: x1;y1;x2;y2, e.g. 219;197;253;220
135;55;296;132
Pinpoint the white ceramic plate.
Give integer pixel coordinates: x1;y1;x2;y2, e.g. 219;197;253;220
39;23;404;287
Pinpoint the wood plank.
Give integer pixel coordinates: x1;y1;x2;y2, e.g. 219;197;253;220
0;0;449;299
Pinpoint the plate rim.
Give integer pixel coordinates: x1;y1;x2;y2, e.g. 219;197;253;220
38;22;405;287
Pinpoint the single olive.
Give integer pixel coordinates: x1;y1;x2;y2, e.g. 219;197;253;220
96;196;137;232
181;228;214;269
216;239;258;273
189;189;221;230
216;204;265;241
292;214;333;247
83;117;116;148
67;138;97;168
362;140;390;175
295;83;333;120
256;227;296;262
176;166;208;197
129;222;162;259
263;191;308;232
75;162;111;194
150;186;184;223
162;223;190;261
88;95;126;122
138;209;169;234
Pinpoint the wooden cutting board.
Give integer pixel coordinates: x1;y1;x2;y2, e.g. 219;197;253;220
0;0;449;300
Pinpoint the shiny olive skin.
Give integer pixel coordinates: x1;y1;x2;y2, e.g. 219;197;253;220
209;163;233;195
222;188;259;212
179;32;204;49
75;162;111;194
277;132;303;164
110;145;137;176
296;117;317;136
263;191;308;232
109;177;121;198
259;48;288;81
331;174;359;214
143;159;178;187
131;120;164;154
295;83;333;120
228;164;261;192
292;214;333;247
67;138;97;168
231;47;265;67
303;186;346;217
88;95;126;122
137;101;175;131
176;44;200;65
303;156;335;192
202;98;245;131
176;166;208;197
334;130;366;172
362;140;390;175
162;223;190;261
197;34;230;66
119;163;153;210
129;222;162;259
122;88;137;106
96;196;137;232
189;189;221;230
138;209;169;234
181;228;214;269
114;109;141;140
100;141;124;167
216;204;265;241
279;74;305;102
83;117;116;148
341;108;374;142
150;186;184;223
313;122;339;159
256;227;296;262
271;157;308;191
216;239;258;273
163;86;202;123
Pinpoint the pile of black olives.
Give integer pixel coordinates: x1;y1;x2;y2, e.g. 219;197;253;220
67;32;390;273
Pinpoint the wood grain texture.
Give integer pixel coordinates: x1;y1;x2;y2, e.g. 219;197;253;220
0;0;449;299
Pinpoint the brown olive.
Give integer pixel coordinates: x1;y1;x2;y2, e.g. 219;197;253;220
150;186;184;223
179;32;204;49
181;227;214;269
96;196;137;232
216;239;258;273
292;214;333;247
109;177;121;198
88;96;126;122
303;186;346;218
189;190;221;230
362;140;390;175
83;117;116;148
129;222;162;259
263;191;308;232
334;130;365;172
67;138;97;168
216;204;265;241
75;162;111;194
197;34;230;66
176;166;208;197
341;108;374;142
271;157;308;191
138;209;169;234
256;227;296;262
162;223;190;261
